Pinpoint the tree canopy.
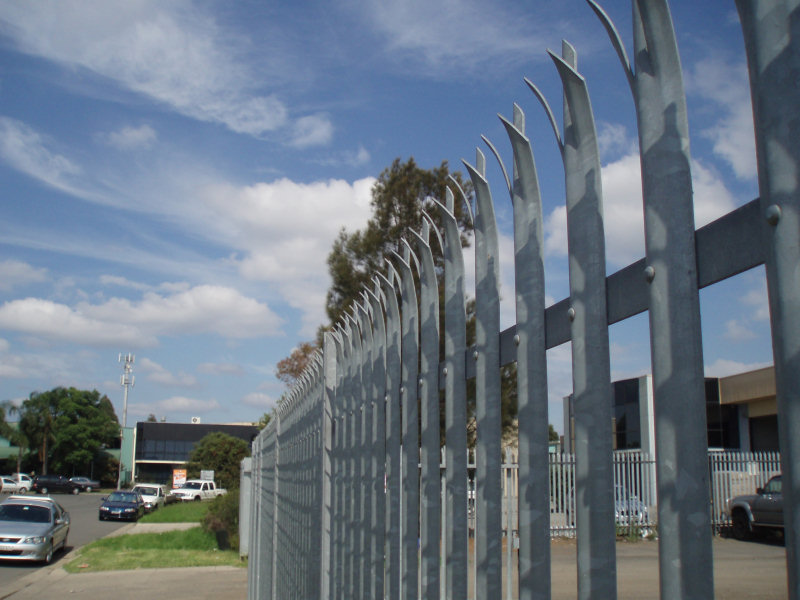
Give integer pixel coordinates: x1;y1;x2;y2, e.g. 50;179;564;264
275;341;318;385
325;156;473;325
185;432;250;491
18;387;119;475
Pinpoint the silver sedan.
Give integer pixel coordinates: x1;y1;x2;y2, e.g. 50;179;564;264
0;496;70;564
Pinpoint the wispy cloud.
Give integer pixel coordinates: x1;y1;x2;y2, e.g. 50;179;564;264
98;124;158;150
351;0;561;76
139;357;198;387
290;114;334;148
0;260;48;292
1;0;288;136
0;117;84;195
198;362;245;376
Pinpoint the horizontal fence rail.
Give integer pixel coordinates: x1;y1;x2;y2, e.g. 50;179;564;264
247;1;800;598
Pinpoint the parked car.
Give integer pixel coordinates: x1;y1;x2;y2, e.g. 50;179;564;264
31;475;81;495
0;495;70;563
613;485;649;526
726;474;783;540
98;490;145;521
171;479;227;501
0;477;26;494
131;483;168;512
11;474;32;488
69;476;100;492
565;485;649;527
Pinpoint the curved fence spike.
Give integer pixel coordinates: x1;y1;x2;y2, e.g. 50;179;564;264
448;174;475;227
586;0;635;92
481;133;512;196
525;77;563;151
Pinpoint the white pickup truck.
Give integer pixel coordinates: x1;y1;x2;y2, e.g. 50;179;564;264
171;479;227;501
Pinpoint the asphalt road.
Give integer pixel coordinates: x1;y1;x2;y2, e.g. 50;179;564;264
0;491;128;587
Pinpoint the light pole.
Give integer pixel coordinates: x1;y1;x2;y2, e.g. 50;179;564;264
117;353;135;489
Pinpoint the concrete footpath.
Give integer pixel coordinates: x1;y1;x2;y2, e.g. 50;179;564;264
1;525;788;600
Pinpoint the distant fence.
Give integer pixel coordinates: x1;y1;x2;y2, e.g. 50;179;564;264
247;1;800;599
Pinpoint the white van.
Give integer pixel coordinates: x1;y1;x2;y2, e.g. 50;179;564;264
131;483;169;512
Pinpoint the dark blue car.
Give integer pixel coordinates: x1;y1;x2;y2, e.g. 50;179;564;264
98;491;145;521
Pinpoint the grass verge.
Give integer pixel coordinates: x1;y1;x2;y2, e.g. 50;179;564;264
140;500;209;523
64;527;244;572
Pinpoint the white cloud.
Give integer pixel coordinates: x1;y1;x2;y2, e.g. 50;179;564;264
686;56;756;180
0;284;282;347
741;279;769;321
724;319;757;342
99;124;157;150
597;122;635;159
0;260;48;292
200;176;374;330
82;285;283;339
0;298;153;346
543;151;736;269
139;357;198;387
242;392;275;409
290;114;334;148
0;0;288;137
155;396;220;414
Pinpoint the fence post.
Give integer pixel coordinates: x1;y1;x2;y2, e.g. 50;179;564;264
435;187;469;600
498;103;551;600
393;242;421;600
464;147;503;600
378;267;403;600
551;41;617;599
410;218;442;600
367;284;388;600
736;2;800;597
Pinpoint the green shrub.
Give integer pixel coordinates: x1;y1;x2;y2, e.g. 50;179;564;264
202;490;239;550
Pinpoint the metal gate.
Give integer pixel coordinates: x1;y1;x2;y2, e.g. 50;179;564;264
247;1;800;598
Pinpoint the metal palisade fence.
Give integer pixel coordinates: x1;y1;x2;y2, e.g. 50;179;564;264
246;1;800;599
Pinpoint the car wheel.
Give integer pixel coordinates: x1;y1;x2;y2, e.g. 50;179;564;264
732;510;751;540
194;495;201;501
71;487;79;495
42;541;54;565
40;487;48;495
18;487;26;494
86;486;93;493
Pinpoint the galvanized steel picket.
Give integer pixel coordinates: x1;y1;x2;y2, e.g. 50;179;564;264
247;1;800;598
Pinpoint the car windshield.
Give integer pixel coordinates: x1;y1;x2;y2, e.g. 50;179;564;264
134;487;155;495
764;477;782;494
181;482;202;489
0;504;51;523
108;492;137;502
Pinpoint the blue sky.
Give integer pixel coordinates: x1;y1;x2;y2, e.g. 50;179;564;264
0;0;773;431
